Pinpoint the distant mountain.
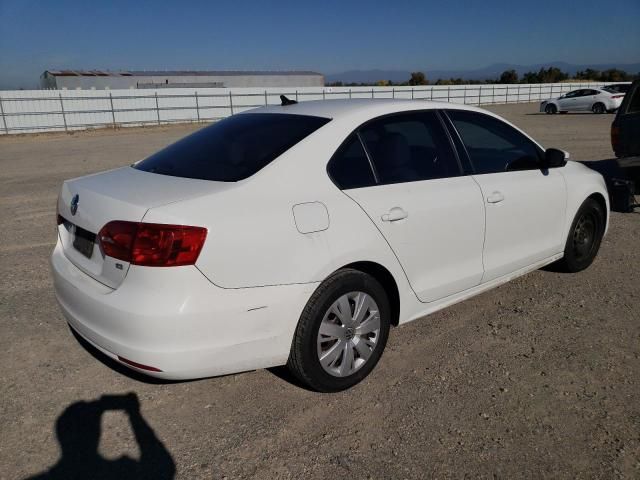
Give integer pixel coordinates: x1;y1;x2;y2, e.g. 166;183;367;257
326;62;640;84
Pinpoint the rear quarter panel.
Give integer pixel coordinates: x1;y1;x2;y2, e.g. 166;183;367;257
141;117;419;318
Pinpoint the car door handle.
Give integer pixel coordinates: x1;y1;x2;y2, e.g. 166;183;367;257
381;207;408;222
487;191;505;204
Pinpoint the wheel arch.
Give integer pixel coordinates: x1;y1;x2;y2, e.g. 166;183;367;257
560;163;610;240
587;191;608;226
339;261;401;327
545;101;559;112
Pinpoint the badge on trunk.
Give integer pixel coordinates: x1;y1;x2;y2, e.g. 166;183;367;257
70;194;79;215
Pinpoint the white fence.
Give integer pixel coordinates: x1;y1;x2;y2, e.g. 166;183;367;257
0;82;612;135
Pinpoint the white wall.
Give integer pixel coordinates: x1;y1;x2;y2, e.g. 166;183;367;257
0;82;611;134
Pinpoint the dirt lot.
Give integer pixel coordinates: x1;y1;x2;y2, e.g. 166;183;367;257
1;103;638;479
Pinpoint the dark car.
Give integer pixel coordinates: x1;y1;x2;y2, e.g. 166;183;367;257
608;80;640;211
612;80;640;157
603;83;631;95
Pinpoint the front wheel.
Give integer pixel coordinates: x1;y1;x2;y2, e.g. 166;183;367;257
288;269;391;392
545;103;557;114
555;198;605;272
592;103;606;114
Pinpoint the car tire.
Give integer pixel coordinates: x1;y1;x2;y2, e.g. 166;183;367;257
592;103;606;114
555;198;605;273
545;104;557;114
287;268;391;392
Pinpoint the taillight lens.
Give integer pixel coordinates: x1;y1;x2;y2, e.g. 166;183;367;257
611;125;620;153
132;223;207;266
611;94;624;99
98;221;207;267
98;221;137;262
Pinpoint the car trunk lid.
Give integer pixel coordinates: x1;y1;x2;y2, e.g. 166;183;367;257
57;166;233;288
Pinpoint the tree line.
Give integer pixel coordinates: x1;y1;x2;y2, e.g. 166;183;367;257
327;67;639;87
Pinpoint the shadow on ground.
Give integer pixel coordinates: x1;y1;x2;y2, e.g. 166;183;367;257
25;393;175;480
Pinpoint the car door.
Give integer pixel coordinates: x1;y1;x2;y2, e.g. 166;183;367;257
329;111;485;303
444;109;567;283
557;90;581;111
577;89;599;110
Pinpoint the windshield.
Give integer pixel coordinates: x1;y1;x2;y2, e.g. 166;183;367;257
134;113;331;181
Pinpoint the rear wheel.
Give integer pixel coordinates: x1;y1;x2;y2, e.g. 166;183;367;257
555;198;605;272
545;103;557;114
592;102;606;114
288;269;390;392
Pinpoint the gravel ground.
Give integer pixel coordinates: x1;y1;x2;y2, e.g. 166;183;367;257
1;103;638;479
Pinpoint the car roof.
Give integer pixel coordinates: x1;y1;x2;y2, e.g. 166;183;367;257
244;98;491;120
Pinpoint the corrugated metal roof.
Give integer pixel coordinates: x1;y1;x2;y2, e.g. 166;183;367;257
45;70;322;77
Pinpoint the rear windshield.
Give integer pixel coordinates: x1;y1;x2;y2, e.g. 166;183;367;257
134;113;330;181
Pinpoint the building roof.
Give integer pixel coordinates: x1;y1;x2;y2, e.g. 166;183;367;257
44;70;323;77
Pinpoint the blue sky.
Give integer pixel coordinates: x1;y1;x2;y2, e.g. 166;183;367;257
1;0;639;89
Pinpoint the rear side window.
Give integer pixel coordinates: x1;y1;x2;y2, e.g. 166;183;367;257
625;86;640;114
134;113;330;181
327;136;376;189
360;111;460;185
447;110;542;174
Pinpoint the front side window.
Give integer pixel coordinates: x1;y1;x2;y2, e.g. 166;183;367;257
446;110;542;174
135;113;330;181
359;111;460;185
564;90;580;98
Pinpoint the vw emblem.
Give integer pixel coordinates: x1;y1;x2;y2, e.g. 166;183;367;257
70;194;79;216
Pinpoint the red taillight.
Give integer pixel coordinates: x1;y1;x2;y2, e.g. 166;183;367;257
132;223;207;266
98;221;207;267
611;125;620;153
98;221;137;262
612;94;624;99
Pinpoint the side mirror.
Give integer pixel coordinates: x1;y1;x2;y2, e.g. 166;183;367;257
543;148;569;169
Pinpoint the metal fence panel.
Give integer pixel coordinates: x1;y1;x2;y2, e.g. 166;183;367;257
0;82;613;134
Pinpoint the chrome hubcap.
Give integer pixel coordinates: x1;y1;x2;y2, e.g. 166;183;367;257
317;291;380;378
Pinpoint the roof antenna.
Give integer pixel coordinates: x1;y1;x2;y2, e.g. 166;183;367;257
280;95;297;106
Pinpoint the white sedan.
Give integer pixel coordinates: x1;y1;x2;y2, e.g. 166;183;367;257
52;98;609;392
541;87;624;114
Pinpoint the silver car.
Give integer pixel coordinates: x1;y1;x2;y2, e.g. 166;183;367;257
541;87;625;114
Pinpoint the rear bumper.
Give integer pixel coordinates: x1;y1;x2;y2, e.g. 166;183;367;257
608;99;623;111
51;241;317;380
